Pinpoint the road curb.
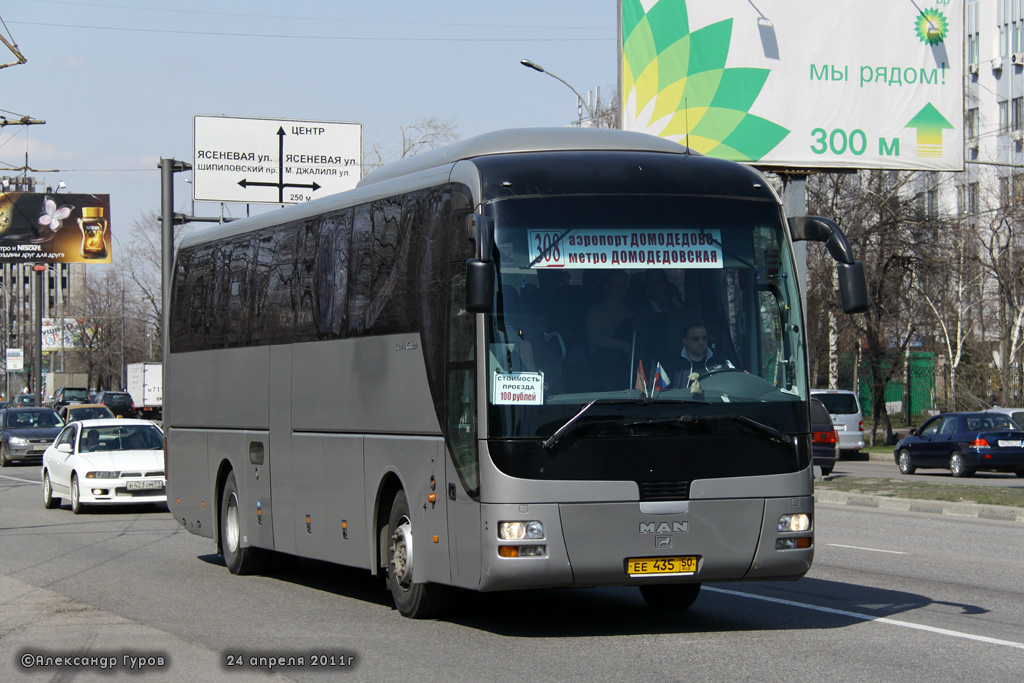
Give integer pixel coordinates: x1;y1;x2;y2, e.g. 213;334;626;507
814;489;1024;523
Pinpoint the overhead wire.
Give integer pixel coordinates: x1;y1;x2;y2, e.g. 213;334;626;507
8;20;613;42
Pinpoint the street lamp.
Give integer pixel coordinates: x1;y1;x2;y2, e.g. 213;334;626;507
520;59;594;126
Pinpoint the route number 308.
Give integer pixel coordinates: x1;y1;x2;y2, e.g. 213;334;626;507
533;231;562;264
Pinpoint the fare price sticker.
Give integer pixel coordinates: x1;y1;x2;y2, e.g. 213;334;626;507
492;372;544;405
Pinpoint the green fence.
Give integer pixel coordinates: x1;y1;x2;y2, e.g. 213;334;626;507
857;352;935;420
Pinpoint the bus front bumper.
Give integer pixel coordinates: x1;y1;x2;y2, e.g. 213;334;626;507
478;497;813;592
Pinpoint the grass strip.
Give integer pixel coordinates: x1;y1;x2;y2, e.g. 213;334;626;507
817;476;1024;508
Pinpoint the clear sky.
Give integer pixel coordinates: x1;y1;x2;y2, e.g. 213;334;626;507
1;0;617;243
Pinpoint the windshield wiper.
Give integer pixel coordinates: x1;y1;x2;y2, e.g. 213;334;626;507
542;398;706;449
624;413;792;444
543;399;614;450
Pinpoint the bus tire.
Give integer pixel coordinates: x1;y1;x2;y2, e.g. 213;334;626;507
220;470;267;575
639;583;701;610
386;490;451;618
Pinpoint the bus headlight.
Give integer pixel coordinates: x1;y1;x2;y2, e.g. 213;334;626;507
498;520;545;540
778;513;811;532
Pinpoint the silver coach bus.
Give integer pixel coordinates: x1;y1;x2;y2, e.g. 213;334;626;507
166;128;867;618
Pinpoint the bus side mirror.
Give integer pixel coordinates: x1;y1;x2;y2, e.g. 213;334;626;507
466;213;494;261
837;261;868;314
465;213;495;312
465;260;495;312
790;215;868;314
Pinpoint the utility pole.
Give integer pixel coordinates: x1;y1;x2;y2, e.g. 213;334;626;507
0;31;27;70
0;116;44;127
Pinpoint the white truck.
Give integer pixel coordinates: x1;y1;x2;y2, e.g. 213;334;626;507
127;362;162;420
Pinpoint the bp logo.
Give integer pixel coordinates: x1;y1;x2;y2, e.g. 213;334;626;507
915;8;949;46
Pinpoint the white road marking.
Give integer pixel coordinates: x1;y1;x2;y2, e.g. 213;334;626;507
706;586;1024;651
826;543;908;555
0;474;39;484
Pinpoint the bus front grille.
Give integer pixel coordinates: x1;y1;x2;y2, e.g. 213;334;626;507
639;481;690;501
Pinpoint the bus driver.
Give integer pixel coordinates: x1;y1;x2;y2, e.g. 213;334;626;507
673;321;734;388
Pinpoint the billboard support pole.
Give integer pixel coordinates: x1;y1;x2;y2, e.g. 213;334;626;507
33;267;42;405
3;283;8;401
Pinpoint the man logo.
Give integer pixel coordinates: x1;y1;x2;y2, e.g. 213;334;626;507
639;521;688;534
656;536;672;548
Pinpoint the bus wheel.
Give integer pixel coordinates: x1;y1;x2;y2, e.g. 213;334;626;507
220;470;267;574
639;583;701;610
386;490;451;618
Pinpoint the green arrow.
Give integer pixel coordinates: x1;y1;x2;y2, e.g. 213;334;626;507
906;103;954;156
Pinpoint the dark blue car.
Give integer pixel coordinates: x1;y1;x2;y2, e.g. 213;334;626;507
894;412;1024;478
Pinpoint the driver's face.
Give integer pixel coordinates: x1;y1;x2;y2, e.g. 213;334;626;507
683;327;708;358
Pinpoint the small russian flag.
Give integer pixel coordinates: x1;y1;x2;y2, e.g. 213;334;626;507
653;362;671;392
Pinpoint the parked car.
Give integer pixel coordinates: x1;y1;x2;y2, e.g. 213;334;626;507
894;411;1024;478
0;407;65;466
58;403;116;423
810;398;838;476
983;406;1024;426
11;394;38;407
92;391;136;418
50;386;90;412
810;389;865;459
41;418;166;513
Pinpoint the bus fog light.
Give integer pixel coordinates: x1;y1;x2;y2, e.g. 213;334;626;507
776;537;812;550
497;545;547;558
499;521;544;540
778;513;811;532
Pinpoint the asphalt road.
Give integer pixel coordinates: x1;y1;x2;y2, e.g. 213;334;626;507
2;466;1022;682
835;453;1024;488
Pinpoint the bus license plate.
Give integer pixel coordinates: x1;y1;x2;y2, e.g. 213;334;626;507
127;480;163;490
626;556;697;576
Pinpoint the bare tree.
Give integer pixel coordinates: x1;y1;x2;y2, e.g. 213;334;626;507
975;178;1024;406
366;116;460;173
912;223;980;411
808;170;927;444
116;211;196;363
589;89;620;129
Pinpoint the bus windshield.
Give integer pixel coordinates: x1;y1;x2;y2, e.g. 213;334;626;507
486;194;808;440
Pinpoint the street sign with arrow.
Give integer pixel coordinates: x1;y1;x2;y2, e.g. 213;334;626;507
192;115;362;205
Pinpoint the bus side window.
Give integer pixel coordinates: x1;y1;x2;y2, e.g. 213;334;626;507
447;271;478;495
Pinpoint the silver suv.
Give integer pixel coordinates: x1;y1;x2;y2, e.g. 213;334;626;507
984;407;1024;427
810;389;865;458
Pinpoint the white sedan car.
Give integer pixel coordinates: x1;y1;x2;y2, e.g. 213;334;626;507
41;418;166;514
